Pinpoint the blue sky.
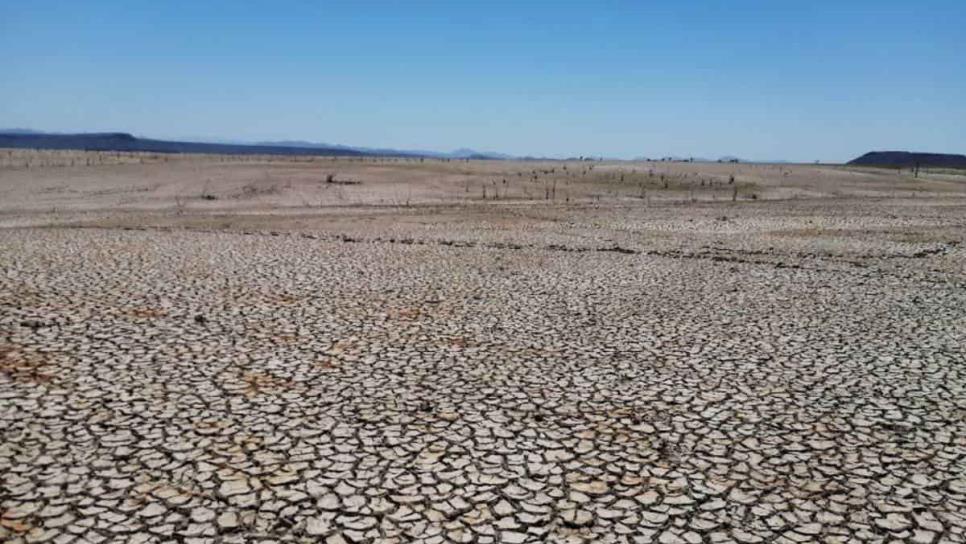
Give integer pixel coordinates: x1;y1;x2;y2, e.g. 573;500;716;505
2;1;964;161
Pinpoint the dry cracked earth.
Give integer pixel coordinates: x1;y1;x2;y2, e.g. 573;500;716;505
2;162;966;544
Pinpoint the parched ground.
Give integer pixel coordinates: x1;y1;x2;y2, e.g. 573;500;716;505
2;153;966;543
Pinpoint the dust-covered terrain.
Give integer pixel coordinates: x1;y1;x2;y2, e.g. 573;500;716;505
2;151;965;543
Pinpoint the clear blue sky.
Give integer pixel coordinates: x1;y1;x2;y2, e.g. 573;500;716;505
2;1;964;161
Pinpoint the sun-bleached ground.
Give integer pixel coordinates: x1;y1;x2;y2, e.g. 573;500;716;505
2;151;965;543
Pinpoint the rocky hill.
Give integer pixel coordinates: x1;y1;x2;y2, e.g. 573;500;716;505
848;151;966;169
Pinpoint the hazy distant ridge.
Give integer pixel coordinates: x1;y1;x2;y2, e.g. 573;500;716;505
0;129;511;160
0;131;369;157
255;140;512;160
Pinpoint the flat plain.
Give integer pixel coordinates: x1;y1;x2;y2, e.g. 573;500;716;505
2;151;965;544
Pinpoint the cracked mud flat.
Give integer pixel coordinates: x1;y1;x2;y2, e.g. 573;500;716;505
2;158;966;544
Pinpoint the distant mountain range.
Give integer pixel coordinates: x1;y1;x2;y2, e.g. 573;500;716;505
848;151;966;169
253;140;512;160
16;130;958;167
0;130;511;160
